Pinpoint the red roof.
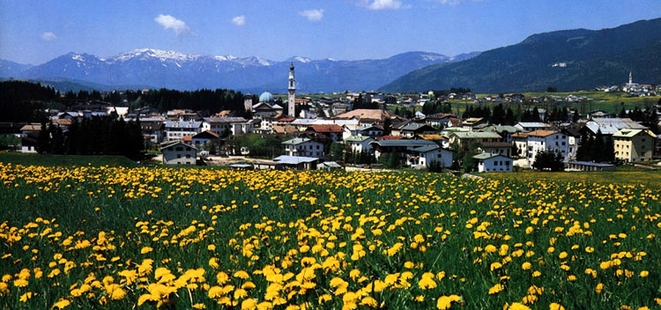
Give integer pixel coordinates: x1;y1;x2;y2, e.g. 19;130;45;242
378;135;401;141
307;124;344;133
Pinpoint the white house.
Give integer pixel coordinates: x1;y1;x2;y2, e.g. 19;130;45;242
282;138;324;158
344;135;375;154
202;117;254;137
161;141;198;165
473;153;513;172
164;121;203;142
411;145;453;169
512;130;570;166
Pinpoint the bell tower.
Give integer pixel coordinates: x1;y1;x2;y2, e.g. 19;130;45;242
288;63;296;117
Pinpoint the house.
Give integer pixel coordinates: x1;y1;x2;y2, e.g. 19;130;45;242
447;131;502;149
462;117;488;130
203;117;254;137
473;153;513;172
282;138;324;158
135;117;166;144
164;121;203;142
479;125;522;142
511;130;570;166
19;123;42;153
370;139;438;166
191;130;221;153
613;129;656;163
160;141;198;165
410;145;453;169
305;124;344;142
272;155;318;170
514;122;552;132
392;123;439;138
583;118;647;137
480;142;516;157
344;135;375;154
166;109;202;121
424;113;457;129
345;124;384;139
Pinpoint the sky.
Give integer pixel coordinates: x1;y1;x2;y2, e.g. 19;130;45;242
1;0;660;65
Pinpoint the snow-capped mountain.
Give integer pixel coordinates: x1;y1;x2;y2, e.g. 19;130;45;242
2;49;476;92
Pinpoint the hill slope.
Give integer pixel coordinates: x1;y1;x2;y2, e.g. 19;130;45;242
380;18;661;93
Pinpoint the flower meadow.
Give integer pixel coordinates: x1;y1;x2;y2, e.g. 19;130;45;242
1;163;660;310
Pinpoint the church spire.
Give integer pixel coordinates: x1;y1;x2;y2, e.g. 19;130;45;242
288;62;296;117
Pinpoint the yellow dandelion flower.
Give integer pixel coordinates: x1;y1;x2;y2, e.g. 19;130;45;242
488;283;504;295
140;246;153;254
549;302;565;310
318;294;332;304
522;262;532;271
360;296;378;307
240;298;259;310
234;270;250;279
640;270;649;278
209;257;220;269
436;295;461;309
13;278;28;287
20;291;34;302
595;283;604;294
418;276;437;290
52;298;71;309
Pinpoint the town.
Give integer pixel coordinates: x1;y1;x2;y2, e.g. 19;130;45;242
4;65;661;173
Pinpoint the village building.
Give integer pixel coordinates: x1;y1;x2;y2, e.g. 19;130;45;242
160;141;197;165
613;129;656;163
410;145;454;169
512;130;570;166
282;138;324;158
164;120;203;142
473;153;513;172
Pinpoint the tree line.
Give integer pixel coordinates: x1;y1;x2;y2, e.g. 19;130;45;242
38;116;144;160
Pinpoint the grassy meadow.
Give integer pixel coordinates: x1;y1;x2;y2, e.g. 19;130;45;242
1;158;660;309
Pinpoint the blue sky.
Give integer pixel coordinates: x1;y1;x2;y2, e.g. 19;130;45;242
1;0;660;65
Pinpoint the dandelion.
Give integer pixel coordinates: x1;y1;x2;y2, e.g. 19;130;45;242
437;295;461;309
20;291;34;302
595;283;604;294
550;302;565;310
488;283;504;295
52;298;71;309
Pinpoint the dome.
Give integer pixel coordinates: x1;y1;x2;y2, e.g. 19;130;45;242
259;90;274;103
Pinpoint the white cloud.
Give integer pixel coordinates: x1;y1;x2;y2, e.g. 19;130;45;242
232;15;246;26
298;9;324;22
41;32;57;41
154;14;191;36
359;0;403;10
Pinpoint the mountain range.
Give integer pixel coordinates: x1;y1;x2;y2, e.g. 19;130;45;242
381;18;661;93
2;18;660;94
0;49;476;93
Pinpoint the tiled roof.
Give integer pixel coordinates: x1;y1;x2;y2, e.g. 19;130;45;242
307;124;344;133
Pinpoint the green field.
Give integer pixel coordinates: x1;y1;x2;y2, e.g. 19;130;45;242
1;159;661;309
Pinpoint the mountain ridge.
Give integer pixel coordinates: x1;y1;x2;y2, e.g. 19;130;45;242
0;49;467;93
380;18;661;93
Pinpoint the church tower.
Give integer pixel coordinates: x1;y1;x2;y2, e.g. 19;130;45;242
288;63;296;117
